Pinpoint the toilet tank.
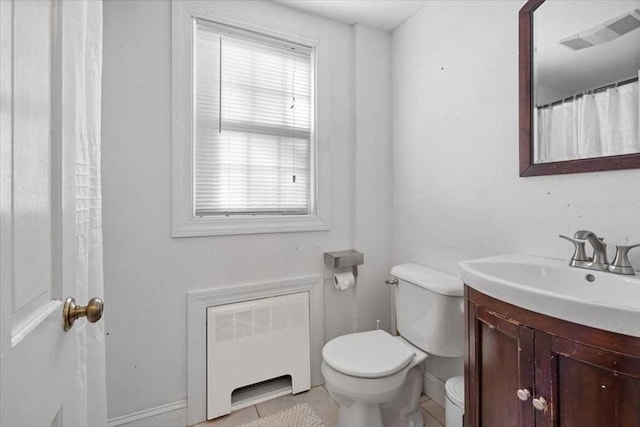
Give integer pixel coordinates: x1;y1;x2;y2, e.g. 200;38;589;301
391;263;464;357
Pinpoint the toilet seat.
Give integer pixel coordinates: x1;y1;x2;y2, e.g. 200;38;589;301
322;330;414;378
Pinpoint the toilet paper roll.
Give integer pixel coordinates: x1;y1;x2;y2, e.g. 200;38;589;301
333;271;355;291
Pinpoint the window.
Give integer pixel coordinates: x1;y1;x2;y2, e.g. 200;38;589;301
194;21;314;216
172;3;329;237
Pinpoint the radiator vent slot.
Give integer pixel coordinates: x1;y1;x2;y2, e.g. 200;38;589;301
272;304;288;331
215;314;234;343
214;300;307;343
235;311;253;339
231;375;293;410
254;307;271;335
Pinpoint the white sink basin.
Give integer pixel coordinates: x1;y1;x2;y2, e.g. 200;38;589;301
459;254;640;338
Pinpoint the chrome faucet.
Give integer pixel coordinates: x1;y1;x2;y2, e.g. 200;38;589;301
573;230;608;268
560;230;639;275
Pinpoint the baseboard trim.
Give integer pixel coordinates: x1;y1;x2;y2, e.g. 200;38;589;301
423;370;446;408
107;400;187;427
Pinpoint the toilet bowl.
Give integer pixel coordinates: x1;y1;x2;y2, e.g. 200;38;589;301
321;330;427;427
445;376;464;427
321;263;465;427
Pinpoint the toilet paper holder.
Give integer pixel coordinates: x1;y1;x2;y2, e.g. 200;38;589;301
324;250;364;277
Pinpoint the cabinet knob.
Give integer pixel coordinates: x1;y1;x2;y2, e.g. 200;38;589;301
533;396;548;412
516;388;531;401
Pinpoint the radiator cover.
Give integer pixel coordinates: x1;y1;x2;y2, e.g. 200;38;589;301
206;292;311;419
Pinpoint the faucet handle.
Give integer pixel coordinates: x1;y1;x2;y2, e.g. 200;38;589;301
559;235;590;264
609;243;640;275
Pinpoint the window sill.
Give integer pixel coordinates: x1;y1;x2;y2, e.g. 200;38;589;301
172;214;330;237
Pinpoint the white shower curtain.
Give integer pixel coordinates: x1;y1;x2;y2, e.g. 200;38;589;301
62;1;107;426
535;73;640;163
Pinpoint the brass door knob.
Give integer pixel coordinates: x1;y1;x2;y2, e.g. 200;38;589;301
63;297;104;331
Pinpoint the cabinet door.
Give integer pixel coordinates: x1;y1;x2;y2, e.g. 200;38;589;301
466;303;536;427
535;331;640;427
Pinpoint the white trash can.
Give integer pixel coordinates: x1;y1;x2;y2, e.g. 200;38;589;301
445;376;464;427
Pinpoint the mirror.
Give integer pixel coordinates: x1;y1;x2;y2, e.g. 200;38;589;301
519;0;640;176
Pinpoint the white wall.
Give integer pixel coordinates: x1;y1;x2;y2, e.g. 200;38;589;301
391;0;640;387
391;1;640;280
353;24;393;334
102;0;640;421
102;0;391;422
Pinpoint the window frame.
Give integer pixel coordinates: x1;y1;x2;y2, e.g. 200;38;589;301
172;1;330;237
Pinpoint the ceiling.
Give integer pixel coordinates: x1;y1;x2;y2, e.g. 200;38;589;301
273;0;426;32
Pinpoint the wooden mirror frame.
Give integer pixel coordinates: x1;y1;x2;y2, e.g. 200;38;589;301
519;0;640;177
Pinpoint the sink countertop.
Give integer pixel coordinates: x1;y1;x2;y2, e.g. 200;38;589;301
459;254;640;338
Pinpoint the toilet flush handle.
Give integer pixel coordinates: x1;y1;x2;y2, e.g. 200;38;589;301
385;278;398;286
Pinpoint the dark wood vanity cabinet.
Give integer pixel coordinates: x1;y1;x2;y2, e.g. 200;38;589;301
465;286;640;427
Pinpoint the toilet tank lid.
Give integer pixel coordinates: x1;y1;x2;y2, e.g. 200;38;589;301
391;263;463;297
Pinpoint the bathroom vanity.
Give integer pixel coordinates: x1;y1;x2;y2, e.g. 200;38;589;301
459;254;640;427
464;287;640;427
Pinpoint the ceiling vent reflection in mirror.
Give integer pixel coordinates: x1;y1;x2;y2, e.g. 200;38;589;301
560;9;640;50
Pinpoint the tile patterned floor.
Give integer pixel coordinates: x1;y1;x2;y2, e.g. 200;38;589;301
419;393;446;427
198;386;445;427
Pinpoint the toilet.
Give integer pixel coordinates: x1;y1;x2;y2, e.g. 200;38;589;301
445;376;464;427
321;263;464;427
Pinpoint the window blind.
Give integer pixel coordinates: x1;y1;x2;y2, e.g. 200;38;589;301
194;21;314;216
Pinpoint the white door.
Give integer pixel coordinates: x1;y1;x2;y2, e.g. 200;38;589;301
0;1;105;426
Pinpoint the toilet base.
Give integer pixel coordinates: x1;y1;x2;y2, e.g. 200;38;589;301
331;365;425;427
337;400;384;427
381;366;425;427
